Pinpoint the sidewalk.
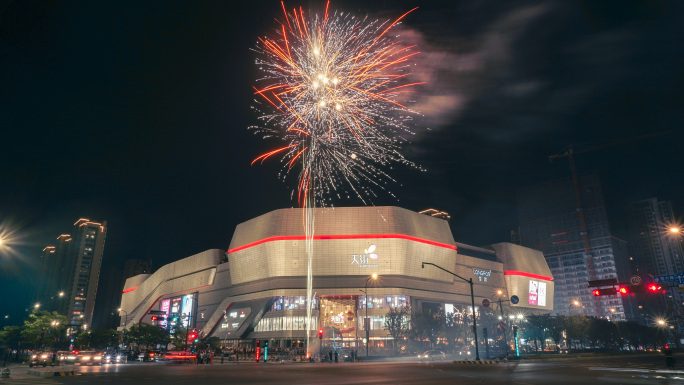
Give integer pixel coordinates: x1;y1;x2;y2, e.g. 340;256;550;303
0;362;76;382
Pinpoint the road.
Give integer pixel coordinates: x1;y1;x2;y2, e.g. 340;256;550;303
3;354;684;385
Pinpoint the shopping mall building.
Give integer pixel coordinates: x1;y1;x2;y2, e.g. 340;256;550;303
118;206;554;350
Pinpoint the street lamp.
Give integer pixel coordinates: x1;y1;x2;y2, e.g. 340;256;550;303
422;262;480;361
118;307;128;345
360;273;378;357
34;303;40;310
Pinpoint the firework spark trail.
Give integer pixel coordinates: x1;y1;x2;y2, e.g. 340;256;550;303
250;1;423;356
251;1;423;206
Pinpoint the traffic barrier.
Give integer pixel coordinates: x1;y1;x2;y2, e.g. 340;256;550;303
55;370;75;376
453;360;498;364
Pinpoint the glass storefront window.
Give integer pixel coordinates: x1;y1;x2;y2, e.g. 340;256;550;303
358;295;409;310
254;316;318;332
269;296;318;311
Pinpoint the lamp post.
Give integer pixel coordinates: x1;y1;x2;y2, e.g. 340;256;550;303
422;262;480;361
118;308;128;348
494;290;509;356
360;273;378;357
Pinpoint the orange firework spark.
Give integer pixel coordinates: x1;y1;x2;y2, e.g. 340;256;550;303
250;1;424;207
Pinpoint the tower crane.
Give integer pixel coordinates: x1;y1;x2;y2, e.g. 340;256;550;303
549;130;672;317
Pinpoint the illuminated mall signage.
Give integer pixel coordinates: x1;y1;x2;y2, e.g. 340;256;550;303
529;280;547;306
472;269;492;282
350;244;379;268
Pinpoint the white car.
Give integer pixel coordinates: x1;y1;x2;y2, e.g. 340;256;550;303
78;351;103;365
419;350;446;361
104;353;126;364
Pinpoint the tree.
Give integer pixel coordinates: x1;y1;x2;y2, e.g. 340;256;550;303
525;314;553;352
564;315;590;349
409;307;444;349
88;329;120;350
443;306;469;352
384;306;409;354
205;337;222;352
0;326;23;350
20;310;67;349
125;323;170;350
169;324;188;350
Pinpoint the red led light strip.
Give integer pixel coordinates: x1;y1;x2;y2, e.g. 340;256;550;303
228;234;457;253
504;270;553;281
122;286;138;293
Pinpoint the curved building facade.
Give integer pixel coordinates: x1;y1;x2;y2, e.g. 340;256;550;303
119;206;554;349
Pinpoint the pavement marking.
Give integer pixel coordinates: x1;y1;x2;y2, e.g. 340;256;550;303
590;366;684;374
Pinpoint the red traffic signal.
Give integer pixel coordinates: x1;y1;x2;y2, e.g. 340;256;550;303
593;287;617;296
150;316;158;321
617;286;630;295
318;329;323;339
188;332;198;341
647;283;662;292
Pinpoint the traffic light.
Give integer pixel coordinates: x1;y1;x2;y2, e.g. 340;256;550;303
188;332;198;343
617;286;631;295
593;288;617;296
647;283;663;292
150;316;158;321
318;329;323;339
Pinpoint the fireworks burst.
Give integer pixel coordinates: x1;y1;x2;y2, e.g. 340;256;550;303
250;1;424;207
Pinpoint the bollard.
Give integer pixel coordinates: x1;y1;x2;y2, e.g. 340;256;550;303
1;367;10;378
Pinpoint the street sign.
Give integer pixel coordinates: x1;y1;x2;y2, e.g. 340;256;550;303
588;278;618;287
510;295;519;305
482;298;491;308
500;320;506;331
642;274;654;284
654;273;684;285
630;275;642;286
181;313;187;320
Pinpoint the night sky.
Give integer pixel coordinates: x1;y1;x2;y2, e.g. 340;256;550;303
2;0;682;323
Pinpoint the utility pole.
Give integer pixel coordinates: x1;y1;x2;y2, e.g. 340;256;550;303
422;262;480;361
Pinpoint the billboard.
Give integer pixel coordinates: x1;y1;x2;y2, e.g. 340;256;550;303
181;294;194;328
160;299;171;329
528;280;547;306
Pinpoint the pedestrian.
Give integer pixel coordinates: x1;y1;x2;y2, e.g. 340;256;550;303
329;350;333;363
334;350;338;363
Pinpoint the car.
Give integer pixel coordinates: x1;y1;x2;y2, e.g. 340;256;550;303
137;350;161;362
56;351;78;363
418;350;446;361
29;352;54;367
78;351;103;365
103;353;126;364
458;347;473;357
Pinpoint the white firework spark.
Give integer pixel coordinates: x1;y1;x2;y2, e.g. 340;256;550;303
250;1;423;207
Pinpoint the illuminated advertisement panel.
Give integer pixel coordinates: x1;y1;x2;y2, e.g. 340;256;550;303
528;280;547;306
181;294;194;328
538;282;547;307
170;297;182;329
529;280;538;305
160;299;171;329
